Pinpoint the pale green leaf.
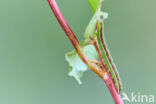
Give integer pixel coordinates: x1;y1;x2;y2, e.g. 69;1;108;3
84;11;108;40
65;44;98;84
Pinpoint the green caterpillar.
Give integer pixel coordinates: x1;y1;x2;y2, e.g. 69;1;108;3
84;10;122;93
96;20;122;93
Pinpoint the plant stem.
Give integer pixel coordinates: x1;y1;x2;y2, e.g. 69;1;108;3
89;24;108;71
104;72;124;104
47;0;124;104
48;0;105;79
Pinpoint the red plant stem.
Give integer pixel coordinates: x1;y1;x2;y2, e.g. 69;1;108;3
104;73;124;104
48;0;124;104
48;0;105;79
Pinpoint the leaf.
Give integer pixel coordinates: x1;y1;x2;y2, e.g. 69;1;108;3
88;0;101;13
65;44;98;84
84;11;108;40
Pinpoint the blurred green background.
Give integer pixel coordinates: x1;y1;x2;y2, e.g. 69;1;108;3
0;0;156;104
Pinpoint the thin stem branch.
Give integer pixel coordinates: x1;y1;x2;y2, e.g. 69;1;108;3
89;24;108;71
47;0;124;104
